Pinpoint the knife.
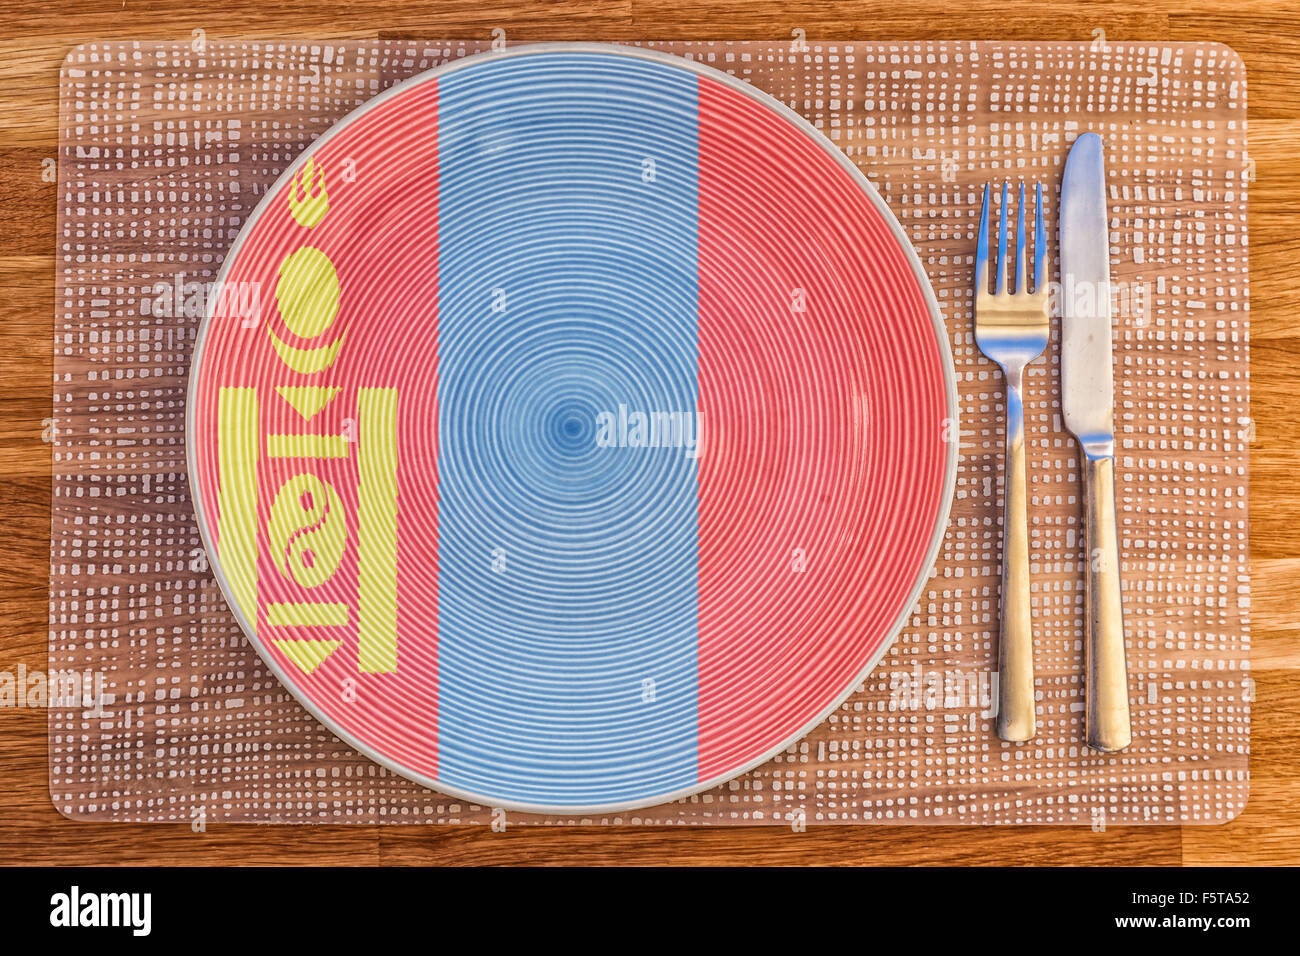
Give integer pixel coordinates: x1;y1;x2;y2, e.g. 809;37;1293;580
1059;132;1132;752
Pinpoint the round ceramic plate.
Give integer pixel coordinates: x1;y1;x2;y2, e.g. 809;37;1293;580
188;42;957;814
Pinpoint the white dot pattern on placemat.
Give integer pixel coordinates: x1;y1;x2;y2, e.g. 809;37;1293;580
50;39;1249;825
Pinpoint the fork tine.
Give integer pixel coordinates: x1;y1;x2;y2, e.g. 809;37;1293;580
1015;182;1027;293
1033;182;1047;294
995;181;1009;295
976;182;989;294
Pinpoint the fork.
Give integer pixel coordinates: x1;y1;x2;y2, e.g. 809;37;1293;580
974;181;1049;743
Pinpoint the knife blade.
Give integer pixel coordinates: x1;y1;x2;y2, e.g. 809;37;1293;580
1059;132;1132;752
1061;133;1114;455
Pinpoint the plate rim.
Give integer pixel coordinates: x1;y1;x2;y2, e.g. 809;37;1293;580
186;40;960;815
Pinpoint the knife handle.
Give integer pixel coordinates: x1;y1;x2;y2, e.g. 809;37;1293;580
1082;453;1132;752
996;376;1035;742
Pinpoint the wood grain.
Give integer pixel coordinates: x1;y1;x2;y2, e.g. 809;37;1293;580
2;0;1297;866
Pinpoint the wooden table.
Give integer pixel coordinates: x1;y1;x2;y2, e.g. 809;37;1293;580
2;0;1296;866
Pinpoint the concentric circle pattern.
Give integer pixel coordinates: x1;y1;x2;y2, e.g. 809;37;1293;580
188;44;956;813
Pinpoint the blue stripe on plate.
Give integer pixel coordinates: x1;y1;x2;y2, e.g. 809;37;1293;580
434;52;701;806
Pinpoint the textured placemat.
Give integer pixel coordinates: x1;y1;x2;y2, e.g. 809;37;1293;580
49;38;1249;825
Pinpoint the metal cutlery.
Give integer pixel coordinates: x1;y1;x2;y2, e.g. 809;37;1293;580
1060;132;1132;752
974;181;1049;743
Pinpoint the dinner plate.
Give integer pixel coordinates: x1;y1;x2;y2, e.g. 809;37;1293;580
188;42;957;813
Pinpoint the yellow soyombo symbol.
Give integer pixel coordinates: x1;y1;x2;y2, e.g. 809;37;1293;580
287;156;330;228
276;247;340;339
214;157;402;677
268;246;346;374
268;473;347;589
275;385;342;421
268;331;344;376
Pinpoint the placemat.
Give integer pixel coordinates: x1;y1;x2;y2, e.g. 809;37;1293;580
49;38;1250;825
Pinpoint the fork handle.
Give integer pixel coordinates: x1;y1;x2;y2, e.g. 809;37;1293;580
1082;453;1132;752
996;375;1035;742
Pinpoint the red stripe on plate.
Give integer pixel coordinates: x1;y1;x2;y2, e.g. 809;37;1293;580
695;75;948;781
